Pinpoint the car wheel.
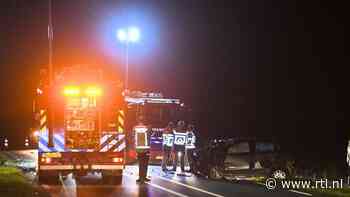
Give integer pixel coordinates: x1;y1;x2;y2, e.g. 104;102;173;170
271;169;287;179
209;166;223;180
38;174;48;184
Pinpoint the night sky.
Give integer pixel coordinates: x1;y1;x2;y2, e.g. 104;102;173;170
0;1;348;167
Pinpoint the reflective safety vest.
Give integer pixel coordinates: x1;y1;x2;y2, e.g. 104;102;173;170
173;131;187;146
162;133;174;147
186;131;196;149
134;125;150;149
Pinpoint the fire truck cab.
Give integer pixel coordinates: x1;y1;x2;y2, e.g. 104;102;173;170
123;90;190;164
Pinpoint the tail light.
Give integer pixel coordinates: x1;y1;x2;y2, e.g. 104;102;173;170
41;157;52;164
155;156;163;160
112;157;123;163
128;150;137;159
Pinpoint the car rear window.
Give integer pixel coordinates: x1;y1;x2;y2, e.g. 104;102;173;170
256;142;274;152
227;142;250;154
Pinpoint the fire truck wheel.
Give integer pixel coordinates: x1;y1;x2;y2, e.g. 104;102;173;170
38;171;59;184
111;175;123;185
102;175;122;185
37;173;48;184
102;172;122;185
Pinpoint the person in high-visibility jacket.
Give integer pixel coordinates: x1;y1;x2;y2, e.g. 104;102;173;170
172;120;187;172
161;122;175;172
134;116;150;183
185;124;196;172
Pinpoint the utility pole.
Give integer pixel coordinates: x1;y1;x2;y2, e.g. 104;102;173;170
48;0;53;84
48;0;54;147
125;40;129;90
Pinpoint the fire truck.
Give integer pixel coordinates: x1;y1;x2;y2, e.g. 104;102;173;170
33;66;191;183
123;90;190;164
34;66;126;184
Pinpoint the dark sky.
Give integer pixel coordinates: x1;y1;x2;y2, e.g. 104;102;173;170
0;0;348;164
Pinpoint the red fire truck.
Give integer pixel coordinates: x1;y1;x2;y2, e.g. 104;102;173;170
34;66;192;183
123;90;190;164
34;66;126;184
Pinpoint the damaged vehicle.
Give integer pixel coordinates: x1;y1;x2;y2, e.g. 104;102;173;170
192;138;291;180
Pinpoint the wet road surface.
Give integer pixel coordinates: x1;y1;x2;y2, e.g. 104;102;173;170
2;150;310;197
41;166;307;197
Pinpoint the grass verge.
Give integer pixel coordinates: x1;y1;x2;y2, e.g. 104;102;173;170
0;166;37;197
0;160;50;197
0;153;7;165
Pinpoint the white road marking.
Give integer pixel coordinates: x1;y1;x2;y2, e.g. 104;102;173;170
256;182;266;186
289;190;312;196
123;173;189;197
146;182;190;197
156;175;225;197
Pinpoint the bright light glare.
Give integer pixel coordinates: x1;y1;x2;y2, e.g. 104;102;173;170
117;26;141;43
113;157;123;163
36;88;43;95
85;87;102;96
127;27;140;42
156;156;163;160
117;29;127;42
33;131;39;137
45;158;52;164
63;86;80;96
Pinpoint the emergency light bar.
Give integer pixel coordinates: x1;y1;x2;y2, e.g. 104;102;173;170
85;87;102;96
63;86;80;96
125;97;180;104
124;91;163;98
63;86;102;97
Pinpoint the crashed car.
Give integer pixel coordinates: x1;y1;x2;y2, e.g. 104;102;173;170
192;138;291;180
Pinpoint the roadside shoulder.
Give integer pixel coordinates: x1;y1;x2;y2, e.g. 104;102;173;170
0;166;50;197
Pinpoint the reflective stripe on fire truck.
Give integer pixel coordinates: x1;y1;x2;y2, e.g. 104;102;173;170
38;109;49;152
99;134;126;152
38;109;65;152
40;164;123;170
117;110;124;133
40;109;47;128
38;131;65;152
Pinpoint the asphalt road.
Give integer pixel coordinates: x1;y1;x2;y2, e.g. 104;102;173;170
2;150;309;197
40;166;307;197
